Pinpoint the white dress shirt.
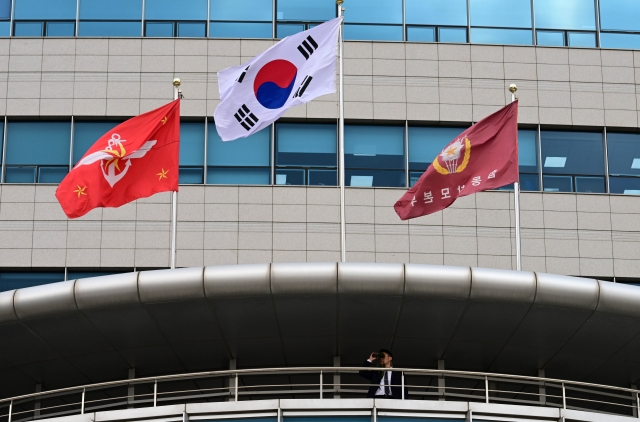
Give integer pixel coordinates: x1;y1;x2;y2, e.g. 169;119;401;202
368;359;392;396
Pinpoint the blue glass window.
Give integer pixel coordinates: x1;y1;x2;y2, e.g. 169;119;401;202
601;33;640;49
14;0;76;19
471;28;532;45
7;122;71;166
535;0;595;30
80;0;142;20
146;22;174;37
73;121;121;165
0;0;9;34
210;22;272;38
145;0;207;21
406;0;467;26
568;32;596;47
470;0;531;28
277;0;335;22
79;0;142;36
180;122;204;184
275;123;336;186
409;127;461;167
209;0;272;38
345;0;402;24
0;0;9;20
344;25;403;41
6;121;70;184
46;22;75;36
439;27;467;43
600;0;640;31
407;26;435;42
610;177;640;195
210;0;272;21
14;22;43;36
408;126;463;186
541;131;604;193
79;21;141;36
498;129;540;191
518;130;539;191
0;272;64;292
607;133;640;176
537;30;565;46
207;122;270;185
277;24;304;38
181;123;205;167
607;132;640;195
177;22;206;37
345;125;405;187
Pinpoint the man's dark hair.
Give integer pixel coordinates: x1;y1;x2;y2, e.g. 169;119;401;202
379;349;393;358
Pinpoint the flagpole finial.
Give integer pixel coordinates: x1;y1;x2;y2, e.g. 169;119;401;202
508;84;517;94
173;78;181;87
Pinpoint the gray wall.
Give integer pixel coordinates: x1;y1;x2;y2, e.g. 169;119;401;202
0;38;638;125
0;38;639;278
0;184;639;278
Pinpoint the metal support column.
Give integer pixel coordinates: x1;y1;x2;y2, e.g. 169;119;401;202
538;369;546;406
333;356;341;398
438;360;445;401
631;384;638;418
34;384;42;418
485;376;489;403
226;359;237;402
127;368;135;409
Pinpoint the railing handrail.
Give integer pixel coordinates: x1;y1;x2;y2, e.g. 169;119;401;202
0;366;637;406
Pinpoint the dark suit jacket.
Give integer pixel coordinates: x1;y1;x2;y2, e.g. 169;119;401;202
358;360;406;399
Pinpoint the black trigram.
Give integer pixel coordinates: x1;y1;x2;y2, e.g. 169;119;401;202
234;104;259;131
297;35;318;60
236;66;249;83
293;75;313;98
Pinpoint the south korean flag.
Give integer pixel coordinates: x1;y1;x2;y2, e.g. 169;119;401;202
214;17;342;141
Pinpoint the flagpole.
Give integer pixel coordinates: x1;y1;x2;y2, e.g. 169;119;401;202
170;78;180;269
510;84;521;271
337;0;346;263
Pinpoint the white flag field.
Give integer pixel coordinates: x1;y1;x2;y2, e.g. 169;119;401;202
214;17;342;141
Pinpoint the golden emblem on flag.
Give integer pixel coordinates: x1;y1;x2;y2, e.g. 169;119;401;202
433;137;471;175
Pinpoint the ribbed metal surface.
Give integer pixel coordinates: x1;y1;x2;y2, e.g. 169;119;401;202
1;262;640;400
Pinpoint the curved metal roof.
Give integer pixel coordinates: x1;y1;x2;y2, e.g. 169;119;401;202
1;263;640;399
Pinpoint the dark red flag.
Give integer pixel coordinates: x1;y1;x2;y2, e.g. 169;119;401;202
395;101;518;220
56;100;180;219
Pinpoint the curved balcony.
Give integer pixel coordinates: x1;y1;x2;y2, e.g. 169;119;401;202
0;366;639;422
2;263;640;422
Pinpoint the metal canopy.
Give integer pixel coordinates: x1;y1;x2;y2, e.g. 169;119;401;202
1;262;640;399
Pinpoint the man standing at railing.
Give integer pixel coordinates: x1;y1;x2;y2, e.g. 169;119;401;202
359;350;405;399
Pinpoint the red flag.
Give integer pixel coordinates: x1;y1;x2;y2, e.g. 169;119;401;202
56;100;180;219
395;101;518;220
